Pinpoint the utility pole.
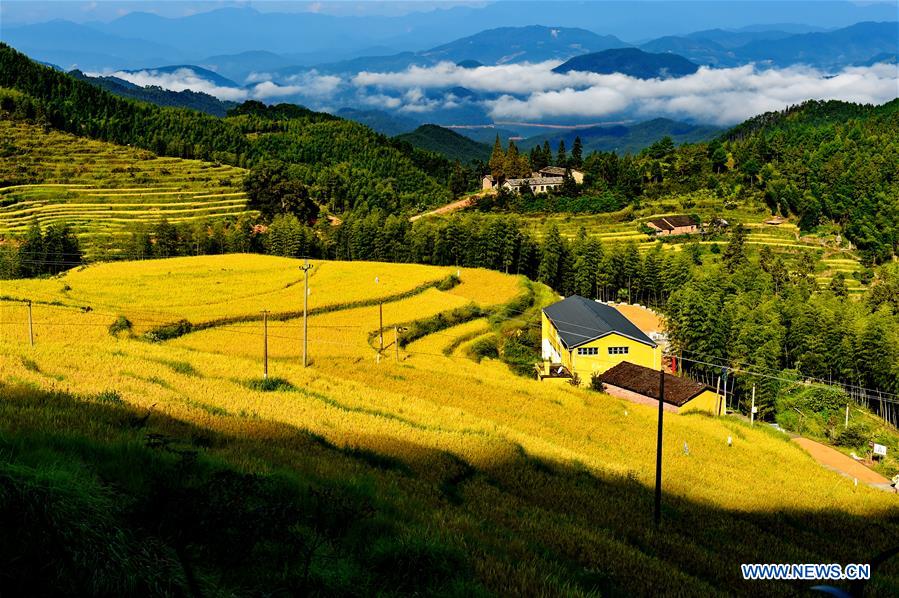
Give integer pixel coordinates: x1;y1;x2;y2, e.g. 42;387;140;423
27;300;34;347
722;373;728;412
654;367;665;529
300;259;313;367
750;384;756;426
379;302;384;354
715;376;722;416
394;326;400;363
262;310;269;379
845;403;850;429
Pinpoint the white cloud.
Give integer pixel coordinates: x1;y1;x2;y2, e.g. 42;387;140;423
98;68;250;101
283;71;343;98
250;81;303;100
93;67;342;103
352;61;899;125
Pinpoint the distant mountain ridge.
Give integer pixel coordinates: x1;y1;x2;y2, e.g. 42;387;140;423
640;20;898;68
421;26;627;65
311;26;629;74
553;48;699;79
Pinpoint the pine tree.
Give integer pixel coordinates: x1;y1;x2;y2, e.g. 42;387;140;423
488;134;506;181
505;140;529;178
571;136;583;168
556;140;567;167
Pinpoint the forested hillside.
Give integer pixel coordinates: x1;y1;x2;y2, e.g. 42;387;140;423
486;99;899;263
0;43;453;213
395;125;491;164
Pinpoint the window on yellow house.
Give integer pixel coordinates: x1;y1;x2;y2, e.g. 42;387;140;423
608;347;629;355
577;347;598;355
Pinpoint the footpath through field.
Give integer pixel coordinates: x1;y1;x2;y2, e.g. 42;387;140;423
792;437;892;490
410;196;477;221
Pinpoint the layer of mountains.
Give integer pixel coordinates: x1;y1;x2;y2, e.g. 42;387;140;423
4;3;896;160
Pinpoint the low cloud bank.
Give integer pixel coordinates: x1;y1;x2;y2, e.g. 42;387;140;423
95;67;341;102
94;60;898;125
355;61;899;125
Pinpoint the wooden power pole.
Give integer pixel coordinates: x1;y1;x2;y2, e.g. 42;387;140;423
654;367;665;529
394;326;400;363
750;385;756;426
27;300;34;347
379;302;384;354
300;259;313;367
262;310;269;379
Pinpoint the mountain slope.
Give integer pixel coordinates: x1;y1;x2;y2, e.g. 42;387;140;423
553;48;699;78
395;124;491;163
737;21;899;68
421;25;628;65
336;107;420;136
519;118;720;155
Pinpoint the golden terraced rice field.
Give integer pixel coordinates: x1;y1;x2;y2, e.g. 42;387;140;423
2;255;896;595
0;119;252;258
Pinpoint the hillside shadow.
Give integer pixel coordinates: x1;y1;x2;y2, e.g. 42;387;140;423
1;381;897;596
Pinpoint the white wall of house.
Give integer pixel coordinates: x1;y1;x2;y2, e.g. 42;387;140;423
542;338;562;362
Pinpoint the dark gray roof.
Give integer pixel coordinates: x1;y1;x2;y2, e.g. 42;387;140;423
543;296;656;350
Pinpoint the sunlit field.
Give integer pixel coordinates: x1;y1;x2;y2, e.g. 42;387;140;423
2;255;896;595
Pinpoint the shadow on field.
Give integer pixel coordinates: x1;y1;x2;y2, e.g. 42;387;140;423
0;381;897;597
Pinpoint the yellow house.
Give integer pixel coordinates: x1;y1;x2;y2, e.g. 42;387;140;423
540;295;661;382
599;361;723;416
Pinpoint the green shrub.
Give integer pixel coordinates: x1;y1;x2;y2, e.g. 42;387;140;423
836;423;870;448
107;315;132;337
590;372;605;392
160;360;199;376
436;274;461;291
244;377;296;392
468;336;498;362
800;385;849;413
93;390;124;404
20;356;40;373
144;319;193;342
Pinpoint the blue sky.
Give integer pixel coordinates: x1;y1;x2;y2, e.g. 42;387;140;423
3;1;896;27
2;1;481;24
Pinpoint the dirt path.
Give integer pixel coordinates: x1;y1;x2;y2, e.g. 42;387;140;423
409;196;477;222
792;437;892;489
